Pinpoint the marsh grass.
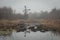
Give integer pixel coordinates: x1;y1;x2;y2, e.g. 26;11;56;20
0;19;60;34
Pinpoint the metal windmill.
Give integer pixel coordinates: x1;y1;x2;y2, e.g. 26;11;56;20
23;5;31;19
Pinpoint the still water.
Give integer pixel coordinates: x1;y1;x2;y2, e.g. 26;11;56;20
0;31;60;40
0;23;60;40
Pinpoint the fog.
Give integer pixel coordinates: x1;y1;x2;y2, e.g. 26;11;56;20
0;0;60;13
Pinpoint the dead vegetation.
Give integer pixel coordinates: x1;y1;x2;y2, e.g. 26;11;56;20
39;19;60;32
0;19;60;33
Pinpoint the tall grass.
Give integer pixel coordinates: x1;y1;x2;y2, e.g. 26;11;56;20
0;19;60;32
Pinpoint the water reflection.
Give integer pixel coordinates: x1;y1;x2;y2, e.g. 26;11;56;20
0;30;60;40
12;31;60;40
0;34;12;40
0;23;60;40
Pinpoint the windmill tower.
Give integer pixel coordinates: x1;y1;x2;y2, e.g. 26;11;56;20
23;5;30;19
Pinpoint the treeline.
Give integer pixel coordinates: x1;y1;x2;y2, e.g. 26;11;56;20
0;7;24;19
29;8;60;19
0;7;60;19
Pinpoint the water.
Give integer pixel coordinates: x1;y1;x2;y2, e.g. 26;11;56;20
0;31;60;40
0;23;60;40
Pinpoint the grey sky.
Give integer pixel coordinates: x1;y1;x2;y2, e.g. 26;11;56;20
0;0;60;13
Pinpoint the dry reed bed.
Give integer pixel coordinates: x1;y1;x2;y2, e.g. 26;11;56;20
40;19;60;32
0;19;60;31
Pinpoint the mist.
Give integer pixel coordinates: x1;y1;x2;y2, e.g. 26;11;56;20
0;0;60;13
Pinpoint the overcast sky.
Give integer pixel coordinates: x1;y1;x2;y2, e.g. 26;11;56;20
0;0;60;13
